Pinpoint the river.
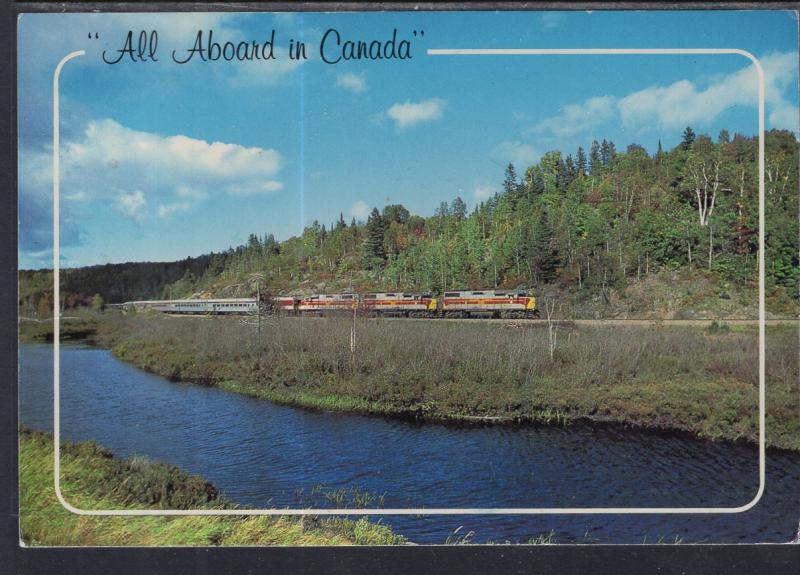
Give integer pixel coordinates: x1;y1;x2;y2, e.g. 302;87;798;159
19;342;799;544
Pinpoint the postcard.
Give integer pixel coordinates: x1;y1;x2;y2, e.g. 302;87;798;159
15;8;799;548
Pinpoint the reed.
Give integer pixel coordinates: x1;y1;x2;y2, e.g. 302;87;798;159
94;314;799;450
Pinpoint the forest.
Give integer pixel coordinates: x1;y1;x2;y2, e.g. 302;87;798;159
19;127;799;318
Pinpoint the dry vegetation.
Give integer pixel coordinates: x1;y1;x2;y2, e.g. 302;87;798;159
94;313;799;450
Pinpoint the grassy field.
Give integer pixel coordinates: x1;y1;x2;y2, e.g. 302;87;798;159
19;429;405;546
91;313;799;450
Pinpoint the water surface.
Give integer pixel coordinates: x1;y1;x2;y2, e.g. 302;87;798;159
19;342;799;543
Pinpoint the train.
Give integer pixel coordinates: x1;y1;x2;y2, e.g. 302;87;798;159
120;298;259;314
120;289;539;319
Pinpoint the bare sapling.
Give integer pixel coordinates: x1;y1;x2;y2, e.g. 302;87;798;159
544;298;562;362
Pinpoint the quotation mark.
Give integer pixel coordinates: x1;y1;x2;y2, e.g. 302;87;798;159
412;30;425;37
88;32;99;39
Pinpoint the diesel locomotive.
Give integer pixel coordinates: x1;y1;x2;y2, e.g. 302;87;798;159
123;289;538;319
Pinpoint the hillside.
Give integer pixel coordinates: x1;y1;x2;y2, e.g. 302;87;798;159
20;128;799;318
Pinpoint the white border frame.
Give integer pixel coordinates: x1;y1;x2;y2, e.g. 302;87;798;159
52;47;766;516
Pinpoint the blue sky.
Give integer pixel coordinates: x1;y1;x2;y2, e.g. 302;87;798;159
18;10;799;268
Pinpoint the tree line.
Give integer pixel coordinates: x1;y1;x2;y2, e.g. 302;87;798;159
19;128;799;312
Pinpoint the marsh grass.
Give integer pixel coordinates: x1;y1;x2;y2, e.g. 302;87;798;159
19;310;100;342
18;429;406;546
94;315;799;449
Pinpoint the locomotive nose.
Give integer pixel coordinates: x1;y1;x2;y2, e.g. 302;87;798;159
428;298;438;311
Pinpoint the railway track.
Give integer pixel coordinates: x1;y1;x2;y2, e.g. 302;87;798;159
160;313;798;326
366;317;798;326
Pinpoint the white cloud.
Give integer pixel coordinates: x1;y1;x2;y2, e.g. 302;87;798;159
226;181;284;196
618;52;798;131
350;200;370;221
64;191;88;202
229;47;304;86
115;190;147;221
473;185;496;203
530;96;616;138
157;202;190;219
769;103;800;133
336;72;367;93
386;98;446;130
25;118;285;223
540;13;564;29
493;141;540;168
529;52;798;138
65;118;283;198
100;13;238;48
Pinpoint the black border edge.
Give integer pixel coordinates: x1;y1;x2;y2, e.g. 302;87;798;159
3;3;800;575
1;0;20;573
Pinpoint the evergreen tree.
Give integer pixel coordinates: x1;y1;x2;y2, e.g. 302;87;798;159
681;126;696;150
451;196;467;220
718;129;730;145
363;207;387;267
337;212;347;230
600;139;617;167
264;233;279;255
576;146;587;175
565;154;577;180
589;140;602;175
503;163;521;201
530;210;559;285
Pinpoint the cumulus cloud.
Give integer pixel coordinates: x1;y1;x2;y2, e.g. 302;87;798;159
493;141;540;168
769;103;800;133
336;72;367;93
618;52;798;131
226;181;284;196
115;190;147;221
530;96;616;138
473;184;497;203
229;47;304;86
157;202;191;219
529;52;798;138
66;119;283;209
350;200;370;221
23;118;285;226
386;98;446;130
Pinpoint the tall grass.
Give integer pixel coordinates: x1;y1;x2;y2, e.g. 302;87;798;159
94;314;799;449
19;429;406;546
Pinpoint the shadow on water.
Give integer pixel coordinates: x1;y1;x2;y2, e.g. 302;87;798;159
19;342;800;544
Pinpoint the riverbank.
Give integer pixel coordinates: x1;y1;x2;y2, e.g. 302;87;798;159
19;314;98;342
19;429;405;546
91;313;798;451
